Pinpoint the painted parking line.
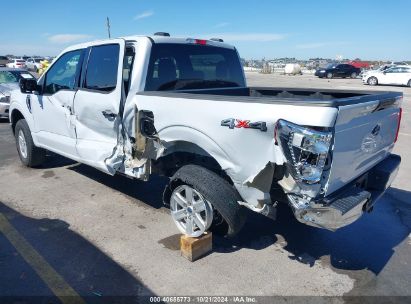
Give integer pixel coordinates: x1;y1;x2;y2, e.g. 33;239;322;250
0;214;85;304
399;132;411;137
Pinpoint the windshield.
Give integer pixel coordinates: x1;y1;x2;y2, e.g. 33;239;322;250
34;59;43;62
145;43;245;91
326;63;337;69
0;71;34;84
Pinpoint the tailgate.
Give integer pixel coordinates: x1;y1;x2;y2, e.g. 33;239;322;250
325;97;402;196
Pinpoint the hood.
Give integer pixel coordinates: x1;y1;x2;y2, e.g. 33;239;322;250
0;82;19;96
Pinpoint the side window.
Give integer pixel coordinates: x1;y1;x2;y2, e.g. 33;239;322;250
44;50;83;95
84;44;119;92
0;71;17;83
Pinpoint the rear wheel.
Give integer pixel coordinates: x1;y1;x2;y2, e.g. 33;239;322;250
326;72;333;79
367;76;378;86
166;165;247;237
15;119;46;167
351;72;357;78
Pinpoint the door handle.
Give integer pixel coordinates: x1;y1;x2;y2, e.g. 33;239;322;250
102;110;117;120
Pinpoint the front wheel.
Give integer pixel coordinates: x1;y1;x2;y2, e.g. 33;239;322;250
326;72;333;79
367;76;378;86
15;119;46;167
407;79;411;87
165;165;247;238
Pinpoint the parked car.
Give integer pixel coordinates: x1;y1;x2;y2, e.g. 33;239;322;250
25;58;44;72
9;34;402;238
315;63;361;79
0;68;35;119
363;65;411;87
7;59;27;69
0;56;10;67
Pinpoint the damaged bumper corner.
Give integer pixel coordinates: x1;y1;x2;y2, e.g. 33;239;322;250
287;154;401;231
287;191;369;231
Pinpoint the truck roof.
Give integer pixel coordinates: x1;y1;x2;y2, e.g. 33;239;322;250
60;35;236;54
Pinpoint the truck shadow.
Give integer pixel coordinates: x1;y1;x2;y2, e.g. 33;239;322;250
68;163;169;210
46;155;410;275
214;187;411;275
0;202;156;301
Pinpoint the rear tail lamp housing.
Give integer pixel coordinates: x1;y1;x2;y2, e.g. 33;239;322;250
275;119;333;185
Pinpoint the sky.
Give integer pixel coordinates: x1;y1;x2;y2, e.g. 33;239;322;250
1;0;410;60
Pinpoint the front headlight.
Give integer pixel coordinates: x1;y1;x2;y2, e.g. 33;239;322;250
320;70;326;72
0;95;10;103
275;119;333;184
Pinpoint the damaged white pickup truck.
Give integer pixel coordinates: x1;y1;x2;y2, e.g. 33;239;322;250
10;34;402;237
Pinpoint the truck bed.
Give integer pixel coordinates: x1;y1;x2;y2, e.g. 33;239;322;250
138;87;402;107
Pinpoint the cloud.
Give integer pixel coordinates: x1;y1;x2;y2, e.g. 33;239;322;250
203;33;286;42
134;10;154;20
48;34;93;44
296;42;349;49
214;22;230;28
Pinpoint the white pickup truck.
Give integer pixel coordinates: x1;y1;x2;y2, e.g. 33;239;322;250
9;34;402;238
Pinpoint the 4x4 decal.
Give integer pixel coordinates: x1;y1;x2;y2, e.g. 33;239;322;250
221;118;267;132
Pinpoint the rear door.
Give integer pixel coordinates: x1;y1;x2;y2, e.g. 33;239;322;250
73;39;125;173
325;97;401;195
381;67;402;84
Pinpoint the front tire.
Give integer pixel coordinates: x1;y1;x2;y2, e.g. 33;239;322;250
367;76;378;86
15;119;46;167
326;72;333;79
165;165;247;237
408;79;411;87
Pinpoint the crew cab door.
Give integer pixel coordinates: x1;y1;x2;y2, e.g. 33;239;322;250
73;40;125;173
31;49;84;156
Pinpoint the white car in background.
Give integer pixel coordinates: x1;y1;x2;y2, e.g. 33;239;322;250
25;58;44;72
363;65;411;87
7;59;27;69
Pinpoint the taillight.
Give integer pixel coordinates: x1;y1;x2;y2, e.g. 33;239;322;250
395;108;402;143
275;119;333;185
186;38;208;45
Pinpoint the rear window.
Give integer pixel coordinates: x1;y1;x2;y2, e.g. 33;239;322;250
16;60;25;63
145;43;245;91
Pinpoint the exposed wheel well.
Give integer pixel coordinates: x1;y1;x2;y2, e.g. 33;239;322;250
10;109;25;134
153;141;233;185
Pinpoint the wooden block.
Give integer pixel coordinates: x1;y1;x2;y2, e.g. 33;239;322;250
180;232;212;262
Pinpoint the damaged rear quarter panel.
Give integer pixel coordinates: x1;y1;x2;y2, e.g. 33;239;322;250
125;93;338;207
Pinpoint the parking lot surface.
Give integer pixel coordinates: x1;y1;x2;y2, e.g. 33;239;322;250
0;73;410;301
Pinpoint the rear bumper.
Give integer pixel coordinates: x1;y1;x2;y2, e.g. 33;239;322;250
287;154;401;230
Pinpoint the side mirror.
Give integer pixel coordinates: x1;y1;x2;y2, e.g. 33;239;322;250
19;78;41;94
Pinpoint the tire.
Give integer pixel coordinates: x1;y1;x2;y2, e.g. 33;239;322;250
367;76;378;86
351;72;357;78
326;72;333;79
164;164;247;237
15;119;46;167
408;80;411;87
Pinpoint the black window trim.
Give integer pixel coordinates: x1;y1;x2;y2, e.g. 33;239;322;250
41;48;85;96
78;43;121;95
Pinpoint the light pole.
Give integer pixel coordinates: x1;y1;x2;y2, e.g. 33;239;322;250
106;17;111;39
